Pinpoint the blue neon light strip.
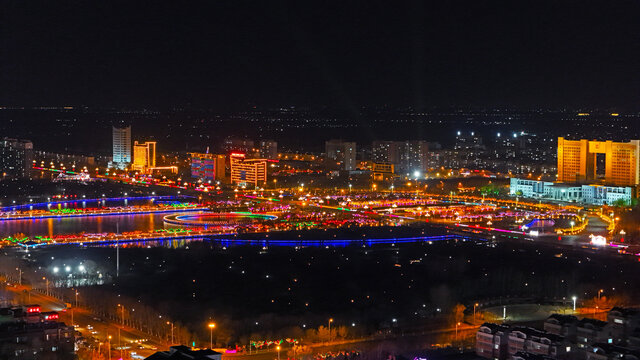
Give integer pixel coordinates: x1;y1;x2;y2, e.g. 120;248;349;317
1;195;195;212
21;233;479;249
0;206;207;222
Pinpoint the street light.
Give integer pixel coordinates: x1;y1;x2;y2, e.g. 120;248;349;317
328;318;333;343
474;303;479;323
167;321;174;344
572;296;577;312
118;304;125;326
208;323;216;349
276;345;281;360
598;289;604;301
456;322;461;339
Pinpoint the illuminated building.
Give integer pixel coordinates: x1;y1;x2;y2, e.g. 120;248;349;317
191;153;225;181
372;140;429;174
259;140;278;159
111;125;131;169
325;139;356;170
510;178;634;205
372;141;401;164
230;153;267;187
372;162;394;181
0;138;33;179
558;137;640;186
132;141;156;172
400;141;429;174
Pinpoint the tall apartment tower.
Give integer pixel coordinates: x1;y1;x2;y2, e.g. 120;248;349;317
112;126;131;169
325;140;356;171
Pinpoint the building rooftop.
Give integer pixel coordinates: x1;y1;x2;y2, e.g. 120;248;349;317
145;345;222;360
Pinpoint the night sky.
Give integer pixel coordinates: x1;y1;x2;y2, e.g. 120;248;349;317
2;1;640;110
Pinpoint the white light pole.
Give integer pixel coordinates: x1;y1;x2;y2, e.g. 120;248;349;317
572;296;577;312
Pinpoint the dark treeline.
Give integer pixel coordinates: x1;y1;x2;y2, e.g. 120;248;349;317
3;237;639;347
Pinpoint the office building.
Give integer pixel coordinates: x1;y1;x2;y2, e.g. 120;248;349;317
0;138;34;178
510;178;634;205
132;141;156;172
111;125;131;169
557;137;640;186
230;153;267;187
191;153;226;182
259;140;278;159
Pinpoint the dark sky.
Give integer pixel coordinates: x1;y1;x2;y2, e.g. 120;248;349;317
2;0;640;110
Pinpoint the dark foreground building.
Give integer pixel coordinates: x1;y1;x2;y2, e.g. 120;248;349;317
146;345;222;360
0;305;75;359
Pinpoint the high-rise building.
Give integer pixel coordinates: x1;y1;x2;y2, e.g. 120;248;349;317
399;141;429;174
557;137;640;186
0;138;34;178
371;140;429;174
325;140;356;171
259;140;278;159
372;141;401;164
132;141;156;172
191;153;226;182
230;153;267;187
111;126;131;169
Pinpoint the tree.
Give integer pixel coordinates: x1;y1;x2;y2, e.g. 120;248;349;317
451;303;466;325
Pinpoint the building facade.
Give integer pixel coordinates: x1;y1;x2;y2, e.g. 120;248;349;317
132;141;156;172
111;125;131;169
325;140;356;171
557;137;640;186
191;153;226;182
510;178;634;205
230;153;267;187
0;138;34;178
259;140;278;159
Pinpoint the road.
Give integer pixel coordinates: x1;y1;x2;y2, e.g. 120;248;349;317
2;281;166;359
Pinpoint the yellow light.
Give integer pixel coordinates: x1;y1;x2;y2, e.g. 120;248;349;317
208;323;216;329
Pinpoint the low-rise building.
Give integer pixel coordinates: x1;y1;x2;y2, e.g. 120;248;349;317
544;314;578;341
476;322;511;359
577;319;613;347
586;343;640;360
509;178;635;205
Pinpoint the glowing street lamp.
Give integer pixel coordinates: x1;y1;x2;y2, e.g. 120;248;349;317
276;345;281;360
208;323;216;349
167;321;174;344
572;296;577;312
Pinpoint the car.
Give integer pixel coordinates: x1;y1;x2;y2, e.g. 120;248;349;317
87;325;93;330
